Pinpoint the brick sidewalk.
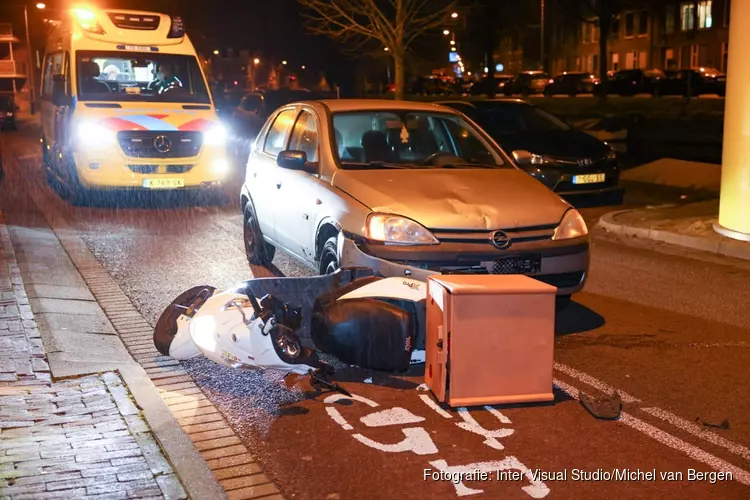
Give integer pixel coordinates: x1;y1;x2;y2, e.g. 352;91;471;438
0;220;187;499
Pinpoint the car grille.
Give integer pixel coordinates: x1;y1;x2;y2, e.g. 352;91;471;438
431;224;557;246
117;131;202;159
128;165;194;174
107;12;161;30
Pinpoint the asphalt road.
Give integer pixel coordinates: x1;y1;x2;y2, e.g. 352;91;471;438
2;122;749;499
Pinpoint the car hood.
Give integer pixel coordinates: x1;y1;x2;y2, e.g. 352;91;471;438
490;129;609;159
331;168;569;230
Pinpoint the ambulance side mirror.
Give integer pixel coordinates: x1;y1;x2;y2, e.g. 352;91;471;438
52;74;72;107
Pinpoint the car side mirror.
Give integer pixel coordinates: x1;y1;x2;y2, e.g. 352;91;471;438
277;150;316;173
512;150;535;165
52;74;71;107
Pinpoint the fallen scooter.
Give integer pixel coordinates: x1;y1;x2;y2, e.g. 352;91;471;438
153;267;429;396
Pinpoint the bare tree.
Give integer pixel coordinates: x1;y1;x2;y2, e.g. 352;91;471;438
297;0;456;99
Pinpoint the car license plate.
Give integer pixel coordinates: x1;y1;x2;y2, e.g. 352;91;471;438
486;255;542;275
573;173;605;184
142;178;185;189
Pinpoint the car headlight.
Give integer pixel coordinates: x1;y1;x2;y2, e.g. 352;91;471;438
76;121;115;148
366;213;439;245
204;123;228;146
552;209;588;240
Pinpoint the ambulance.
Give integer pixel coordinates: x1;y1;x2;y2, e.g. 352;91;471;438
40;7;228;203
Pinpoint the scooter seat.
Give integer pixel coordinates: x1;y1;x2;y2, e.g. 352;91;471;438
311;298;415;372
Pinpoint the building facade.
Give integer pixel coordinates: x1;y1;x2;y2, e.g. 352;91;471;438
548;0;730;76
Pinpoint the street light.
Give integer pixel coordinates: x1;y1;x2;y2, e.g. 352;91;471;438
450;40;455;45
36;2;45;8
451;12;458;18
213;49;219;55
384;47;389;51
253;58;260;65
301;65;306;69
443;29;450;35
282;60;287;65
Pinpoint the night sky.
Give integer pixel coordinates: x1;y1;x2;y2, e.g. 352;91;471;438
10;0;348;74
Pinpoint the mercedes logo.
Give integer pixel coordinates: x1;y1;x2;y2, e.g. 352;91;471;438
578;158;593;167
490;230;511;250
153;135;172;153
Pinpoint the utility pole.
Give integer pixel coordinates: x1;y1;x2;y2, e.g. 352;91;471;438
24;4;36;115
540;0;545;71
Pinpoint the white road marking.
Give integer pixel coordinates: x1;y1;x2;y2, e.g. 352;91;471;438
554;378;750;486
363;377;373;384
419;393;453;419
485;406;512;424
352;427;439;455
456;408;514;450
324;393;379;407
641;407;750;461
416;383;430;392
428;457;550;498
326;407;353;431
360;407;425;427
554;362;641;403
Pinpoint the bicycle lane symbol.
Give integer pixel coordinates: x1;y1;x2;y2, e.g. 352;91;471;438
323;389;550;498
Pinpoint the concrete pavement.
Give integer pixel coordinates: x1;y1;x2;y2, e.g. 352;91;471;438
597;158;750;261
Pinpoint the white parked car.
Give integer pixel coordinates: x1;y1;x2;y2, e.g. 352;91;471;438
239;99;590;304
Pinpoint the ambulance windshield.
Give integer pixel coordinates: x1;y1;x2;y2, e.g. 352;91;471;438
75;51;211;104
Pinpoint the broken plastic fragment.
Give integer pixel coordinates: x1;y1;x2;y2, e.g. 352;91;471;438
695;417;730;430
579;391;622;420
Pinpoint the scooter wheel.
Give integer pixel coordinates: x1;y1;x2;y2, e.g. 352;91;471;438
154;285;217;356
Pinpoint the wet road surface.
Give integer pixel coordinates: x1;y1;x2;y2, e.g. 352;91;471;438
2;123;748;499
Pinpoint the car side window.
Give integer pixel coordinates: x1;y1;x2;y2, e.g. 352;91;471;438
263;108;297;157
288;110;319;163
42;52;64;99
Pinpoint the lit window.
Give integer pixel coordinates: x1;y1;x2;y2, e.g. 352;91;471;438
682;1;712;30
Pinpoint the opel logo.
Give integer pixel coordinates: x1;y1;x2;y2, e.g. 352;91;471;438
153;135;172;153
490;230;511;250
578;158;593;167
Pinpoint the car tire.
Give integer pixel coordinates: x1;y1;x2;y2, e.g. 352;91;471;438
318;236;340;275
60;157;90;206
556;295;572;311
243;201;275;266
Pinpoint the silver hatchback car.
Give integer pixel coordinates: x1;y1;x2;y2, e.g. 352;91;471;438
240;99;589;303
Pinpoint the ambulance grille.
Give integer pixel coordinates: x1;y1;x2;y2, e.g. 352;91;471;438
107;13;161;30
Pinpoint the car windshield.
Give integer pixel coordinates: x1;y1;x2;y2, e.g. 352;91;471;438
75;51;210;104
331;110;508;169
476;104;571;134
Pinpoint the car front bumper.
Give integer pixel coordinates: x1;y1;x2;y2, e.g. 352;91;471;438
337;233;589;296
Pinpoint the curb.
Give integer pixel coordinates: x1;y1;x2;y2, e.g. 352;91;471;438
597;210;750;261
23;183;283;499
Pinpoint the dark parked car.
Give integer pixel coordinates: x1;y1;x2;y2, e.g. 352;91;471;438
607;69;664;96
651;69;717;97
409;76;452;95
544;72;598;96
470;75;514;95
502;71;549;96
0;95;18;131
438;99;623;203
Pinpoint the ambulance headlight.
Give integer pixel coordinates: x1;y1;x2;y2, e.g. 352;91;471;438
204;124;228;146
77;121;116;149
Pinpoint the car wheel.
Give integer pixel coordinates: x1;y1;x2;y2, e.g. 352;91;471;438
243;202;275;266
556;295;572;311
318;236;340;275
59;157;90;206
